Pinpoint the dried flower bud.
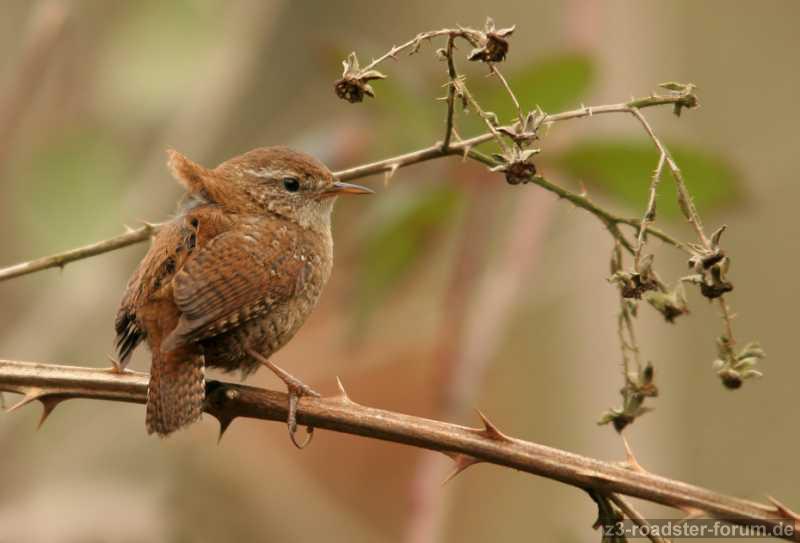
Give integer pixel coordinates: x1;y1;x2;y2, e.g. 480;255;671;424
503;159;537;185
467;18;515;63
610;270;658;299
645;287;689;323
700;280;733;299
598;363;658;432
334;52;387;103
718;368;743;389
497;110;542;146
713;338;765;390
685;251;734;300
490;148;539;185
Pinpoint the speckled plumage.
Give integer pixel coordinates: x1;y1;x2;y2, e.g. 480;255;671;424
115;147;351;436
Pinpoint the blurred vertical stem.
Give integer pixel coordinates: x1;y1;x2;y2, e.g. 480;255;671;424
404;177;555;543
0;0;68;169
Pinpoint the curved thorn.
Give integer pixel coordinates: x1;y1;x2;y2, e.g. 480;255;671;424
383;163;399;187
442;453;480;485
767;496;800;522
621;433;646;473
471;409;511;442
37;396;65;429
105;354;125;373
6;388;44;412
216;415;235;444
333;376;354;404
680;506;707;520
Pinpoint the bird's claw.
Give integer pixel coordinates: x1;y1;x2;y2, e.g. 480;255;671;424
286;383;320;449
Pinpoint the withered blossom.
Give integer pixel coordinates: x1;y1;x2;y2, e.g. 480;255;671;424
598;363;658;432
712;338;765;390
645;288;690;323
490;148;539;185
610;254;658;299
497;110;542;146
684;226;734;300
467;18;515;63
334;52;387;103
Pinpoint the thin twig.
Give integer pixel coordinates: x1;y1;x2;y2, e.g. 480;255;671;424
609;493;672;543
628;107;709;248
0;359;796;541
627;107;737;349
488;64;524;126
440;35;458;151
0;223;159;282
456;79;512;153
635;152;666;270
0;93;693;284
718;297;736;348
0;0;68;168
358;29;468;73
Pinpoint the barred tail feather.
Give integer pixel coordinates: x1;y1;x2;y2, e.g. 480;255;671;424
146;348;205;436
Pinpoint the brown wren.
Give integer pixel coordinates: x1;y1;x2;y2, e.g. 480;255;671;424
114;146;371;442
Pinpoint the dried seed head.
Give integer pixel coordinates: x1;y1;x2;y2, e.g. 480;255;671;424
490;148;539;185
645;287;689;323
503;159;537;185
718;369;743;390
467;18;515;63
334;53;387;103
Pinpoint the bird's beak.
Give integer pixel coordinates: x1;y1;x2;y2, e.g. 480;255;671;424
321;181;374;198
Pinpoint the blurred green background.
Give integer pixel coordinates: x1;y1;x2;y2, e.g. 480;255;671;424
0;1;798;542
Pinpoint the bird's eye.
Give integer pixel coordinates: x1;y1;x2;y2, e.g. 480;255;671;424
283;177;301;192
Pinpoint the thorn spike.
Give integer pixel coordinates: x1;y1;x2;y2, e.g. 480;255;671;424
105;353;125;373
767;496;800;522
216;415;235;444
442;453;480;485
6;389;44;412
472;409;511;442
621;434;646;473
37;397;65;430
333;377;354;404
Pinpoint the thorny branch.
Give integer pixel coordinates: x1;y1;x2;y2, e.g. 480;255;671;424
1;359;797;541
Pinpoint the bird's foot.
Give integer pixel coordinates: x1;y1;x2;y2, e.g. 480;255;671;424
286;381;320;449
245;347;319;449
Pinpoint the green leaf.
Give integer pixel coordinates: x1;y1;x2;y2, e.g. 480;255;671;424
353;185;463;328
475;52;596;121
14;129;131;251
554;140;742;216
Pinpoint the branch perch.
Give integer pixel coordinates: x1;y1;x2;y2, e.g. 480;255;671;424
0;359;796;541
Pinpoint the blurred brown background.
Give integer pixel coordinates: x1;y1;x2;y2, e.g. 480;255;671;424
0;1;798;542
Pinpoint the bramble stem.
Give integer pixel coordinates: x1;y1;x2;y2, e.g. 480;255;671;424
0;358;795;541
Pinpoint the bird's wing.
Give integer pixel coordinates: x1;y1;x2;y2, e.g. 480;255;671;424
115;220;190;366
163;226;310;351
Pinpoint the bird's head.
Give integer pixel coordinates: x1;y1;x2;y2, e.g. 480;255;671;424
167;146;372;230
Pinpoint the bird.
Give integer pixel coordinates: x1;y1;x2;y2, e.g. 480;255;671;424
114;146;372;444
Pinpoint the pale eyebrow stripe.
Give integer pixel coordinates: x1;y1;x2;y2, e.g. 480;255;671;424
243;168;297;179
